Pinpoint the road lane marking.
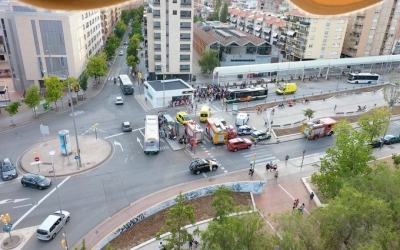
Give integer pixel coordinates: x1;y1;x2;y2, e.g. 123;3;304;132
13;204;32;209
202;173;207;178
13;176;71;228
104;127;145;139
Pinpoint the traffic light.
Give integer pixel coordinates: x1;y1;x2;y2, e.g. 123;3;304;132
74;85;80;93
61;239;67;248
1;214;10;225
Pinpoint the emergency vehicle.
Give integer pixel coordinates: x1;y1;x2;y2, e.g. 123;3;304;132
205;117;231;144
185;121;204;142
301;117;336;139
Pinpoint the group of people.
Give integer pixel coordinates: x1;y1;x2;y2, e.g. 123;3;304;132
293;199;306;213
168;98;191;107
194;84;228;103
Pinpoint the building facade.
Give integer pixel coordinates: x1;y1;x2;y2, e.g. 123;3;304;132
0;2;103;91
282;10;348;60
146;0;193;81
342;0;400;57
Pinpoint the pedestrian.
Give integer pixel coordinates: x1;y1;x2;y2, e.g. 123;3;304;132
293;203;296;210
249;168;254;178
68;100;71;107
189;239;193;250
285;155;289;165
298;203;305;213
274;171;279;181
225;105;228;112
158;242;163;249
309;192;315;202
334;104;337;112
295;199;299;207
272;108;275;115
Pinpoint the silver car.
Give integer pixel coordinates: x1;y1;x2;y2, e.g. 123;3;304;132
122;121;132;132
115;96;124;105
237;125;256;135
1;158;18;181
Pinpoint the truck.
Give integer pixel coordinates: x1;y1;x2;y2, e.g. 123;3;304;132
301;117;336;140
226;125;238;140
205;117;234;144
185;121;204;143
276;82;297;95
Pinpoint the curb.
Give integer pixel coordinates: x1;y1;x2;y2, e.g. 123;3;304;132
17;137;114;178
301;177;327;208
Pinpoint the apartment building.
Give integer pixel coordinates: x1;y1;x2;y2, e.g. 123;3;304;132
282;10;348;60
146;0;193;81
0;1;103;91
342;0;400;57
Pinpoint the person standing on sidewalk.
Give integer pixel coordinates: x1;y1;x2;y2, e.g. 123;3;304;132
274;171;279;181
285;155;289;165
309;192;315;202
189;239;193;250
334;104;337;112
249;168;254;178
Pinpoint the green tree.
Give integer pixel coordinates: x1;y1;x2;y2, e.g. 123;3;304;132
5;101;21;126
156;192;196;250
79;71;89;91
198;49;219;75
44;75;63;110
211;186;235;222
213;0;221;21
311;120;374;199
126;55;137;69
383;72;400;108
219;2;228;22
121;10;131;25
130;19;143;41
24;84;41;117
302;108;315;120
358;107;391;142
193;15;204;23
127;34;140;57
86;54;107;85
114;21;127;39
104;35;121;60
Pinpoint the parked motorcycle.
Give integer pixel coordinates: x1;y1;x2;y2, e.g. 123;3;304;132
358;105;366;111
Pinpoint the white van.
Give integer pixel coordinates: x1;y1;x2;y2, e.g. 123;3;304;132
235;113;249;126
37;211;70;241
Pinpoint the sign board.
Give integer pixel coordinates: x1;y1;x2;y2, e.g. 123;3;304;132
40;124;50;135
3;223;12;232
34;157;40;162
74;156;79;160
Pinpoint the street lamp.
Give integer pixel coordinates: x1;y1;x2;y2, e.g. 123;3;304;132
161;64;165;111
50;151;69;250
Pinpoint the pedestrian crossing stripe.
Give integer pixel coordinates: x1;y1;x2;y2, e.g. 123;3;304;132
394;121;400;126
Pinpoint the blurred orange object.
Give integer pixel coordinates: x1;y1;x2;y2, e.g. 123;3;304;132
289;0;383;15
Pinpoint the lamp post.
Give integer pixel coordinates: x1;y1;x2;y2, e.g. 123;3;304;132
50;151;69;250
161;65;165;111
300;132;311;169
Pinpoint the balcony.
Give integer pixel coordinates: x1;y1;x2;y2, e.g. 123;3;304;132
154;25;161;29
153;0;160;6
299;21;310;26
181;0;191;7
354;19;364;25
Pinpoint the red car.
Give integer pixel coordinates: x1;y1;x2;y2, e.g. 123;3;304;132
227;138;252;152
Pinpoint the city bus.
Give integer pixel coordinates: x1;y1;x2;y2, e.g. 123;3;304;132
119;74;134;95
144;115;160;155
347;73;380;84
226;87;268;103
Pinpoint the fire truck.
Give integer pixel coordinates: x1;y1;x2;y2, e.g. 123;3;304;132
301;117;337;140
206;117;237;144
185;121;204;142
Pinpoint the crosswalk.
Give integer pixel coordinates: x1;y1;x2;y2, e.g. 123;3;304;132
240;147;280;168
121;45;128;49
394;120;400;126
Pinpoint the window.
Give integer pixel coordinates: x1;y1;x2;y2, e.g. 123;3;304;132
154;21;161;28
180;54;190;61
308;44;313;48
173;0;177;2
180;22;191;29
311;27;316;32
307;52;311;56
180;44;190;51
155;65;162;71
373;18;378;22
173;10;177;15
153;10;160;17
335;27;344;32
180;33;191;40
180;10;191;18
154;54;161;61
337;19;345;24
310;35;315;40
154;33;161;39
180;65;190;71
321;47;325;50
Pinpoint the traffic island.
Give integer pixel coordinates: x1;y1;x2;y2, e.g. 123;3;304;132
19;135;113;177
1;234;23;250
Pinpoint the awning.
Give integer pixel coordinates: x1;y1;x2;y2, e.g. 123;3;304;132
263;28;271;34
272;33;278;38
255;32;261;37
255;27;261;32
287;30;296;36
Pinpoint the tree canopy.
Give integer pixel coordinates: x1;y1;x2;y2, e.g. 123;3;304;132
5;101;20;125
358;107;391;142
24;84;41;117
302;108;315;120
198;49;219;75
86;54;107;84
219;2;228;23
44;75;63;110
104;34;121;60
114;21;127;39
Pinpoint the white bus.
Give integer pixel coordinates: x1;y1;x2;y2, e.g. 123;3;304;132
119;74;134;95
144;115;160;155
347;73;380;84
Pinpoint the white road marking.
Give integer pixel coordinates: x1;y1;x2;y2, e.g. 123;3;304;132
104;127;145;139
13;204;32;209
113;141;124;152
202;173;207;178
138;129;145;137
278;184;310;215
0;198;30;205
137;137;143;148
13;176;70;228
124;158;128;163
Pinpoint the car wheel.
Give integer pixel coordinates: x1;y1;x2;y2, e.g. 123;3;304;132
52;233;56;239
247;145;251;149
234;148;238;152
313;135;318;140
327;131;334;136
212;166;217;171
66;216;70;223
196;170;201;175
22;183;27;187
38;186;43;190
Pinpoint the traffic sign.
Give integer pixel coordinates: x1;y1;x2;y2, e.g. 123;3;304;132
3;223;12;232
34;157;40;162
74;156;79;160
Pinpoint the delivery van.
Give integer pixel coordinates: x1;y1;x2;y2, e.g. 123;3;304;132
199;105;211;122
235;113;249;126
276;82;297;95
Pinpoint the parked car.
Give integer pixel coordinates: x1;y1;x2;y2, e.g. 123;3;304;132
250;130;271;141
237;125;257;135
382;135;400;145
115;96;124;105
189;159;219;175
123;41;128;45
122;121;132;132
21;173;51;190
176;111;193;125
118;50;124;56
1;158;18;181
227;138;253;152
368;139;382;148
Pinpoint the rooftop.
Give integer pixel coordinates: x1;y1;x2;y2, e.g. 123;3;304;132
146;79;193;92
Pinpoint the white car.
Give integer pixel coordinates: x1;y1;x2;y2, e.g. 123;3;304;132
115;96;124;105
118;50;124;56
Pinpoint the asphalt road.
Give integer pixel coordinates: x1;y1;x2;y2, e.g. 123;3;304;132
0;48;399;249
